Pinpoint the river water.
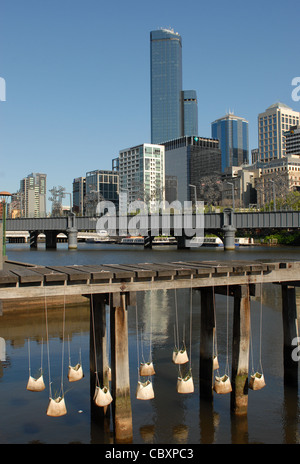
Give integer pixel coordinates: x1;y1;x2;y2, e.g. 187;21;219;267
0;242;300;445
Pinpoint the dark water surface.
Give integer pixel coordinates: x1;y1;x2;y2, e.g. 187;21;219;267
0;243;300;444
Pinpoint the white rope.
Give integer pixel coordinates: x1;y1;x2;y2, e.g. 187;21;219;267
225;284;230;377
135;302;140;380
44;288;52;398
189;276;193;369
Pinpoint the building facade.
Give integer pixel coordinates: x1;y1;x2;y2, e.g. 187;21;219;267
211;112;249;172
182;90;198;137
72;176;86;215
258;103;300;162
19;173;47;217
118;143;165;212
85;170;119;214
163;136;221;204
285;125;300;156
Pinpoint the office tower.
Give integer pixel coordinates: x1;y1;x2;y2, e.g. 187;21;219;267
150;28;183;144
19;173;47;217
163;136;221;203
182;90;198;136
72;176;86;215
284;125;300;156
258;102;300;162
150;28;199;144
118;143;165;211
85;170;119;214
211;112;249;172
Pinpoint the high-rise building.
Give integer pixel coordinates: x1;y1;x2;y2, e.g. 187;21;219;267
211;112;249;172
150;28;183;144
284;125;300;156
258;102;300;162
118;143;165;211
72;176;86;215
182;90;198;136
19;173;47;217
85;170;119;214
150;28;198;144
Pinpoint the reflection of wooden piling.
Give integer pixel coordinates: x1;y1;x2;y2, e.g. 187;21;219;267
200;287;215;400
231;285;250;415
110;292;133;443
281;285;298;388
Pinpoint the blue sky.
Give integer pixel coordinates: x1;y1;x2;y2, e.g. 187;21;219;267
1;0;299;210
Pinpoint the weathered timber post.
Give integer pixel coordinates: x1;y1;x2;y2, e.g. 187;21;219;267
0;223;3;270
200;286;215;400
110;292;133;443
90;294;110;419
231;284;250;415
281;285;299;387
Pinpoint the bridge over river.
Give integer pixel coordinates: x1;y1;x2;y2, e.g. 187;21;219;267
5;209;300;250
0;257;299;443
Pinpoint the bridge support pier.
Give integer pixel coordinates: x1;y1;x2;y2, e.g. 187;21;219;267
110;292;133;443
45;231;57;249
231;285;251;415
281;285;299;387
67;227;78;250
29;231;38;248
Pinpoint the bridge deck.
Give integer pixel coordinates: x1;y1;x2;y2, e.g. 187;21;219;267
0;259;299;300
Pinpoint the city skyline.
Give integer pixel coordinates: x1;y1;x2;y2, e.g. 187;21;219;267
1;0;299;208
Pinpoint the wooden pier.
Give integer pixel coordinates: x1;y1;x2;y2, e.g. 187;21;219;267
0;258;299;442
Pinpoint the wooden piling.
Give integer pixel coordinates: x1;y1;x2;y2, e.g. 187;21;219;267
281;285;299;387
89;294;110;418
110;292;133;443
231;284;250;415
200;287;215;400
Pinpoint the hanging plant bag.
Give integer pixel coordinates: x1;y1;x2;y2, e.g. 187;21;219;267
172;348;189;365
46;396;67;417
26;374;46;392
214;374;232;394
107;367;112;382
177;374;194;394
68;363;84;382
139;361;156;377
249;372;266;391
213;356;219;371
136;380;155;400
94;386;113;407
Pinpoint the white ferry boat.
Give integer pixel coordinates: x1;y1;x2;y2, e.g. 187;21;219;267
152;236;177;246
186;236;224;247
235;237;255;246
121;236;145;245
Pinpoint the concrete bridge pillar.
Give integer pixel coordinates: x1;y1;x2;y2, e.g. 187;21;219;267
222;208;236;250
67;227;78;249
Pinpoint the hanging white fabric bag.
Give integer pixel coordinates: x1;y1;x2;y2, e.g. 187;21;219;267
173;348;189;365
27;374;46;392
68;363;84;382
214;374;232;394
46;396;67;417
249;372;266;391
213;355;219;371
107;367;112;381
94;386;113;407
139;361;155;377
136;380;155;400
177;373;194;394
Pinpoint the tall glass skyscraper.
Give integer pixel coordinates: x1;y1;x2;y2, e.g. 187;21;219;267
150;28;183;144
211;113;249;172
